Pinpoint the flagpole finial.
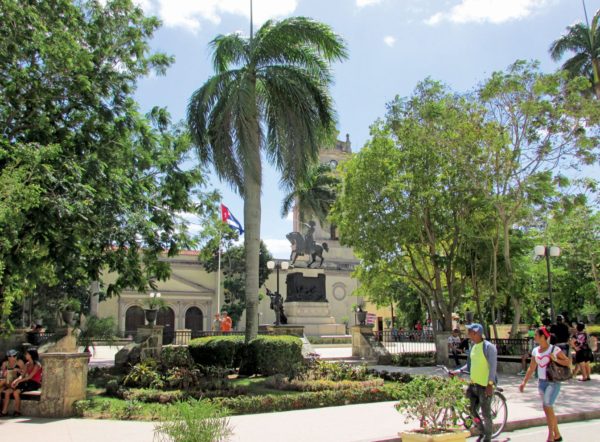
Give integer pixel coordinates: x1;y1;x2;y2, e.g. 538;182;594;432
250;0;254;40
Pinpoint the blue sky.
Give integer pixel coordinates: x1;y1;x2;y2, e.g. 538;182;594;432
132;0;598;258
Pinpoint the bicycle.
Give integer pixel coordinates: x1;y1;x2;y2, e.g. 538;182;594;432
436;365;508;438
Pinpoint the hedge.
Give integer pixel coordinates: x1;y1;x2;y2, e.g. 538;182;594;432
243;335;304;376
188;335;304;376
210;384;404;415
188;335;245;368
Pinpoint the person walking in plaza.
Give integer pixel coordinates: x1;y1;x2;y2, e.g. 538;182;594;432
448;328;463;367
220;311;232;332
451;323;497;442
572;322;593;382
212;314;222;332
519;327;571;442
550;315;571;356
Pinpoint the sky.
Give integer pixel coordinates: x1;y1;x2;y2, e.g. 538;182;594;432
131;0;599;258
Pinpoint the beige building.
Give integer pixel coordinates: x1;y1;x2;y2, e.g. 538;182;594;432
97;137;369;337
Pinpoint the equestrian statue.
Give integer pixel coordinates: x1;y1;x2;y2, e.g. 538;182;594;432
286;220;329;267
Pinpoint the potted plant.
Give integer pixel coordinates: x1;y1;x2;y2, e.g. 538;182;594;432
341;316;350;334
60;298;81;326
353;302;367;325
144;292;166;326
395;376;470;442
581;302;599;323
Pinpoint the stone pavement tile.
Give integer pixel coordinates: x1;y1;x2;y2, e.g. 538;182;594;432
0;417;154;442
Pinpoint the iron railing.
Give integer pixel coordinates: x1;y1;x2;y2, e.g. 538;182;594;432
374;330;435;354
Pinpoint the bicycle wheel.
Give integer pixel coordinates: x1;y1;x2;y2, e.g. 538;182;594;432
491;391;508;438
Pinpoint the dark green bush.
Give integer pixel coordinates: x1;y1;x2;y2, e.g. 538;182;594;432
161;346;196;369
188;336;245;368
244;335;304;376
390;352;436;367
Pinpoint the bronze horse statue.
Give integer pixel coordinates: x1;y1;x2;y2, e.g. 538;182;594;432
286;232;329;267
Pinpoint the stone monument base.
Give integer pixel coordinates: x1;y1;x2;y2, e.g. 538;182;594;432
284;301;346;336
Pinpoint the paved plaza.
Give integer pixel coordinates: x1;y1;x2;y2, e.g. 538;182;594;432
2;370;598;442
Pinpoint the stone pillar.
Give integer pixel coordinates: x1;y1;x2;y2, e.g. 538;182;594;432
435;331;452;365
39;352;90;418
351;324;392;364
136;325;163;360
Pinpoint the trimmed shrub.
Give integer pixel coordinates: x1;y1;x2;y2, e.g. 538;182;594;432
188;336;245;368
211;383;404;415
244;335;304;376
390;352;436;367
264;376;384;392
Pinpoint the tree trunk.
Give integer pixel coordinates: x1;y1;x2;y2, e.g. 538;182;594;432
243;79;262;343
501;218;521;335
591;252;600;300
592;58;600;99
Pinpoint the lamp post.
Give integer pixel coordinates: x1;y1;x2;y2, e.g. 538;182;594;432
534;245;561;320
267;260;289;295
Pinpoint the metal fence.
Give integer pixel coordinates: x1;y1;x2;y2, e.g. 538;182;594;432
373;330;436;354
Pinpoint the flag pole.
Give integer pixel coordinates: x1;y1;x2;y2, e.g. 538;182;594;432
217;233;222;319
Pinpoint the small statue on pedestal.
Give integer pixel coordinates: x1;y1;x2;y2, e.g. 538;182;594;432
267;288;287;325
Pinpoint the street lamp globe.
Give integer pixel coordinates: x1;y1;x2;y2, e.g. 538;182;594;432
534;245;546;257
281;261;289;270
549;246;560;257
267;260;275;270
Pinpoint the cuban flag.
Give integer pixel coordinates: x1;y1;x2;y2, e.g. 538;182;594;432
221;203;244;235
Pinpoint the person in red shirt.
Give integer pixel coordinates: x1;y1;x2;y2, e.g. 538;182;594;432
1;349;42;417
220;311;233;333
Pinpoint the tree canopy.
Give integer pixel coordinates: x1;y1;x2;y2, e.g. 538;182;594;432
0;0;215;330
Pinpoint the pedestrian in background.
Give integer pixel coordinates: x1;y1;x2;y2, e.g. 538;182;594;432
572;322;593;382
551;315;571;356
520;327;571;442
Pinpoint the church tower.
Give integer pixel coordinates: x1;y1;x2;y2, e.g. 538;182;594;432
292;134;358;267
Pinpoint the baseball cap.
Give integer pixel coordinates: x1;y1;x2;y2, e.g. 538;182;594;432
467;323;484;335
6;349;18;357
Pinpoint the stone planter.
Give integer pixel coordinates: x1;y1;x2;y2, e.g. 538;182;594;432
145;308;158;326
400;430;471;442
61;310;75;326
356;311;367;325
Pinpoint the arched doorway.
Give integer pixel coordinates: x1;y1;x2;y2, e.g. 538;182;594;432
185;307;203;337
125;305;145;337
157;307;175;344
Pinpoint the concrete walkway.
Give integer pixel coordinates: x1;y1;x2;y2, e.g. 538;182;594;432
1;372;598;441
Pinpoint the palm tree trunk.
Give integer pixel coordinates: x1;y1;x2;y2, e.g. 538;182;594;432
243;83;262;343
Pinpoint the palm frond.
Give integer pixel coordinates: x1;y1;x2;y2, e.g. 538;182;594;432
210;33;250;73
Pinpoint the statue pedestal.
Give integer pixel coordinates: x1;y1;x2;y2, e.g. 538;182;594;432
261;325;305;337
284;302;345;336
39;352;90;417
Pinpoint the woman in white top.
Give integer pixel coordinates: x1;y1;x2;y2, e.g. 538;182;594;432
519;327;571;442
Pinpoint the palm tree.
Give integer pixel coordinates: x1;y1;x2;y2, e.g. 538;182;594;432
549;9;600;98
187;17;347;341
281;162;339;224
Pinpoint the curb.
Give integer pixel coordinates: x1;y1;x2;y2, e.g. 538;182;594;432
370;410;600;442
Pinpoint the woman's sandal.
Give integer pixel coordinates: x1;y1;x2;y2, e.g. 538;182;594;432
0;412;8;418
12;411;21;417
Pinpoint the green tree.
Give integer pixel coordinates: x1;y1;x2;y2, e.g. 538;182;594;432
201;241;273;327
478;60;599;334
280;162;339;223
332;80;494;331
550;9;600;98
0;0;215;330
187;17;347;341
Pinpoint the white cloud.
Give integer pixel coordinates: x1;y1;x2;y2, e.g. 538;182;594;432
264;239;292;259
356;0;383;8
383;35;396;47
285;211;294;222
426;0;551;26
137;0;298;33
